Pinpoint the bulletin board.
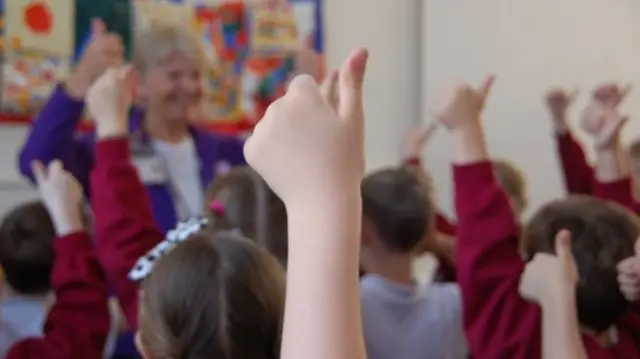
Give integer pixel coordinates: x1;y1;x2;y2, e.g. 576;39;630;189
0;0;325;134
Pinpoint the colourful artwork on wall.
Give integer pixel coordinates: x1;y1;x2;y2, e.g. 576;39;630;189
4;0;75;57
0;0;324;135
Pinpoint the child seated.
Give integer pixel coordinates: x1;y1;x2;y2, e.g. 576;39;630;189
0;201;56;353
435;76;640;358
204;166;288;266
359;167;467;359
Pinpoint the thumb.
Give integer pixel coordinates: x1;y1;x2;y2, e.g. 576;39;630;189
555;229;573;263
91;18;107;37
319;70;339;109
31;161;46;185
337;48;369;123
478;75;496;101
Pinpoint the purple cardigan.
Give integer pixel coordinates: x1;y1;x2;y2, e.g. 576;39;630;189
18;85;246;234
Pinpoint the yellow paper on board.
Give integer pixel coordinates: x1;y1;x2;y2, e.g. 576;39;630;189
134;1;196;33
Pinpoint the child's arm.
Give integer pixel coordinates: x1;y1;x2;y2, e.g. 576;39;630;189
436;77;541;359
87;67;164;329
520;230;587;359
546;88;595;195
246;50;368;359
7;161;110;359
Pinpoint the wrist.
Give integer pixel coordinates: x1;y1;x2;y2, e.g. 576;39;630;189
64;73;92;100
51;210;85;237
553;119;569;135
96;120;128;139
451;120;488;164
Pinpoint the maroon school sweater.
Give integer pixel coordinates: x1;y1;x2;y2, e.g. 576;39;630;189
454;161;640;359
556;132;596;195
6;232;110;359
91;138;165;329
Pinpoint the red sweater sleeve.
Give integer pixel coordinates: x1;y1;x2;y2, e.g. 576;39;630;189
556;132;595;195
6;232;110;359
90;138;164;329
454;162;541;359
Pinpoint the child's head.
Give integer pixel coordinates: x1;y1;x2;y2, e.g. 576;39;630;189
136;230;285;359
493;159;528;217
205;166;288;266
0;201;55;295
361;167;434;254
523;196;638;332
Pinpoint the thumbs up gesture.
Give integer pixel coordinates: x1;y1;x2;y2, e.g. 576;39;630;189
244;48;368;204
617;239;640;302
87;66;135;139
519;230;579;305
66;18;124;98
433;75;495;131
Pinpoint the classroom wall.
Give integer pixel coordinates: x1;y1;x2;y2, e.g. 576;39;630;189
423;0;640;218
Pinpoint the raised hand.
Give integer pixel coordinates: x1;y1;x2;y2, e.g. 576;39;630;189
433;75;494;131
593;83;631;109
86;66;135;139
519;230;579;305
546;89;578;132
66;18;124;98
32;160;84;236
617;239;640;302
404;123;438;159
244;48;368;203
580;101;628;150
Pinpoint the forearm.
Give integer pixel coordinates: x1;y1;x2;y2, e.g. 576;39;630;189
541;291;587;359
281;190;365;359
452;121;489;165
595;144;628;183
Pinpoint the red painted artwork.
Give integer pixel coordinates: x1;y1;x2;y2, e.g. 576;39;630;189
24;2;52;34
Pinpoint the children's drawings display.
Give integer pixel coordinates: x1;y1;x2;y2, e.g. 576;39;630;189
0;0;325;133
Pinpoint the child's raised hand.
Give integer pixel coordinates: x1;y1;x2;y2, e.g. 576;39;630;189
32;160;84;236
404;123;438;159
617;239;640;302
545;88;578;130
86;65;135;138
580;102;628;149
433;75;494;131
519;230;579;305
593;83;631;109
244;49;368;203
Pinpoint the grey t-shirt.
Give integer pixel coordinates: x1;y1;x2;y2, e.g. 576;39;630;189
360;275;468;359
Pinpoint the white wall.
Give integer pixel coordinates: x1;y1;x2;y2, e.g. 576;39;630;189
423;0;640;218
324;0;422;170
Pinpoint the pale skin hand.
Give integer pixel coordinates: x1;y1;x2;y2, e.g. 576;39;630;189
32;160;85;236
519;230;586;359
65;19;124;99
545;88;578;135
86;66;134;139
617;239;640;302
583;83;631;183
245;48;369;359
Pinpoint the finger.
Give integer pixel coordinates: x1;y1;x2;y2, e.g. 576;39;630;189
554;229;573;262
91;18;107;37
568;89;580;102
48;159;63;175
478;75;495;100
337;48;369;123
31;161;46;185
319;70;339;107
618;273;640;286
419;122;439;144
618;257;636;273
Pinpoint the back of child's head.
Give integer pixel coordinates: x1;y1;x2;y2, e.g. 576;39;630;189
493;159;528;216
0;201;55;295
361;167;433;253
523;196;638;332
204;166;288;266
137;230;285;359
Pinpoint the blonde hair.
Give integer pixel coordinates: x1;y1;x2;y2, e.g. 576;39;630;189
133;21;207;74
493;159;528;214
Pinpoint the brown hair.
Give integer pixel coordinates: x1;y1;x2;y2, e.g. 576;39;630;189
524;196;638;332
493;159;527;215
361;167;434;253
204;166;288;266
0;201;56;295
139;230;285;359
